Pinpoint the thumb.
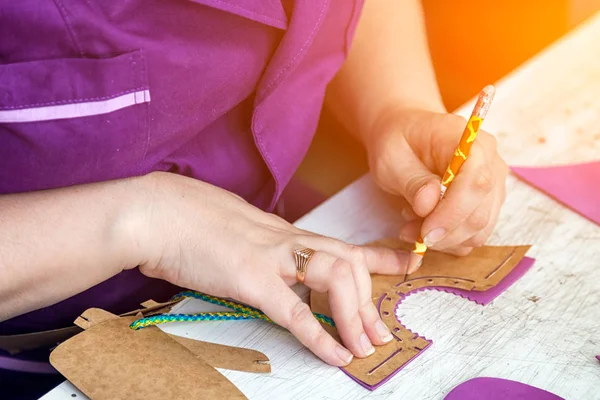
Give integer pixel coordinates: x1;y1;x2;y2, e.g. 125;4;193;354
380;136;440;217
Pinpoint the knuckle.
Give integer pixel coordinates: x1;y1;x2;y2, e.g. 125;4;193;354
469;233;488;247
331;259;353;280
347;245;367;266
288;301;314;329
404;175;429;203
359;300;378;320
312;328;330;350
468;210;489;231
482;132;498;153
472;166;495;193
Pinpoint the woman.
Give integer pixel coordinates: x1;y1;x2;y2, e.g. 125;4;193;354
0;0;508;397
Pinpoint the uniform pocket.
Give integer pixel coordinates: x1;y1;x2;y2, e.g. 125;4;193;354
0;50;151;193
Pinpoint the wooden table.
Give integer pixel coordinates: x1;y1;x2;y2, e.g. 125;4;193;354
43;11;600;400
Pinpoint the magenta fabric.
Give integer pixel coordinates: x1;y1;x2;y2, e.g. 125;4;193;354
511;162;600;226
0;0;364;362
444;377;564;400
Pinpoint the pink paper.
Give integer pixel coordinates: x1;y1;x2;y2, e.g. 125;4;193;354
444;377;564;400
511;161;600;225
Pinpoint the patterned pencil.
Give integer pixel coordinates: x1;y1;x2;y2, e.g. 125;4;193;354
408;85;496;272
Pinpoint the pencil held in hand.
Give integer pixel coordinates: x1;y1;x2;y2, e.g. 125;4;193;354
408;85;496;271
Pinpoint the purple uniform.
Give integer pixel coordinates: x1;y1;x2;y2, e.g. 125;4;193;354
0;0;363;383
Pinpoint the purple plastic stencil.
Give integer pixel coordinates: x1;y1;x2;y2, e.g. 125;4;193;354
444;377;564;400
349;256;536;391
596;355;600;362
512;161;600;226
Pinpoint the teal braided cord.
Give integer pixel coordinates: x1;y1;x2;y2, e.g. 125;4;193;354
130;291;336;330
171;291;265;315
129;312;260;330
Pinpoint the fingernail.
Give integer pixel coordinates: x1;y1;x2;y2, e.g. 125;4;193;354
360;332;375;356
376;320;393;343
424;228;447;247
335;345;353;365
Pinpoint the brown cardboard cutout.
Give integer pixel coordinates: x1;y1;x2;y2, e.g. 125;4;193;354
311;239;532;389
0;299;182;355
73;308;270;374
2;298;270;374
50;309;247;400
169;335;271;373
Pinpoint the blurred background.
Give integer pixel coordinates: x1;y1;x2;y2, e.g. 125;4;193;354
289;0;600;218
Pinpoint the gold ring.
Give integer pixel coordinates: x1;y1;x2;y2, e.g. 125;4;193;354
293;248;315;283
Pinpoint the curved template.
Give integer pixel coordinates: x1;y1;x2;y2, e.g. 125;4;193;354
511;161;600;225
311;239;535;390
444;377;564;400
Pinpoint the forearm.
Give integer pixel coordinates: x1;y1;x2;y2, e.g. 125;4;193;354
0;177;147;321
326;0;445;142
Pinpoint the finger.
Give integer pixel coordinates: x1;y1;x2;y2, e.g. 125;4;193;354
473;130;499;159
460;193;501;248
297;240;400;344
380;192;419;222
256;278;354;366
374;135;441;217
298;235;409;275
461;230;490;249
430;191;494;250
462;157;507;248
420;144;495;248
398;220;476;257
292;250;379;355
326;258;377;357
333;246;396;345
441;245;474;256
398;219;421;243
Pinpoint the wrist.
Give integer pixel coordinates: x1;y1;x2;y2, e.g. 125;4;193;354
114;173;160;272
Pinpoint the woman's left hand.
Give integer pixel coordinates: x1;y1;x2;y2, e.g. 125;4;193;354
364;108;509;259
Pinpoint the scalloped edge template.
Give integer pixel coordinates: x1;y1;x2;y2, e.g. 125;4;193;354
311;239;535;390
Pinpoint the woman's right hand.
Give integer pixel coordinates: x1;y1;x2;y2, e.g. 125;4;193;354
133;172;410;366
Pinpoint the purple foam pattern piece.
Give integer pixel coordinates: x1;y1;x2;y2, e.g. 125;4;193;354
347;256;536;390
432;256;536;306
511;162;600;226
444;377;564;399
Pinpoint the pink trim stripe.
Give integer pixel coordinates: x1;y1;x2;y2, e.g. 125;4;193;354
0;89;150;123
